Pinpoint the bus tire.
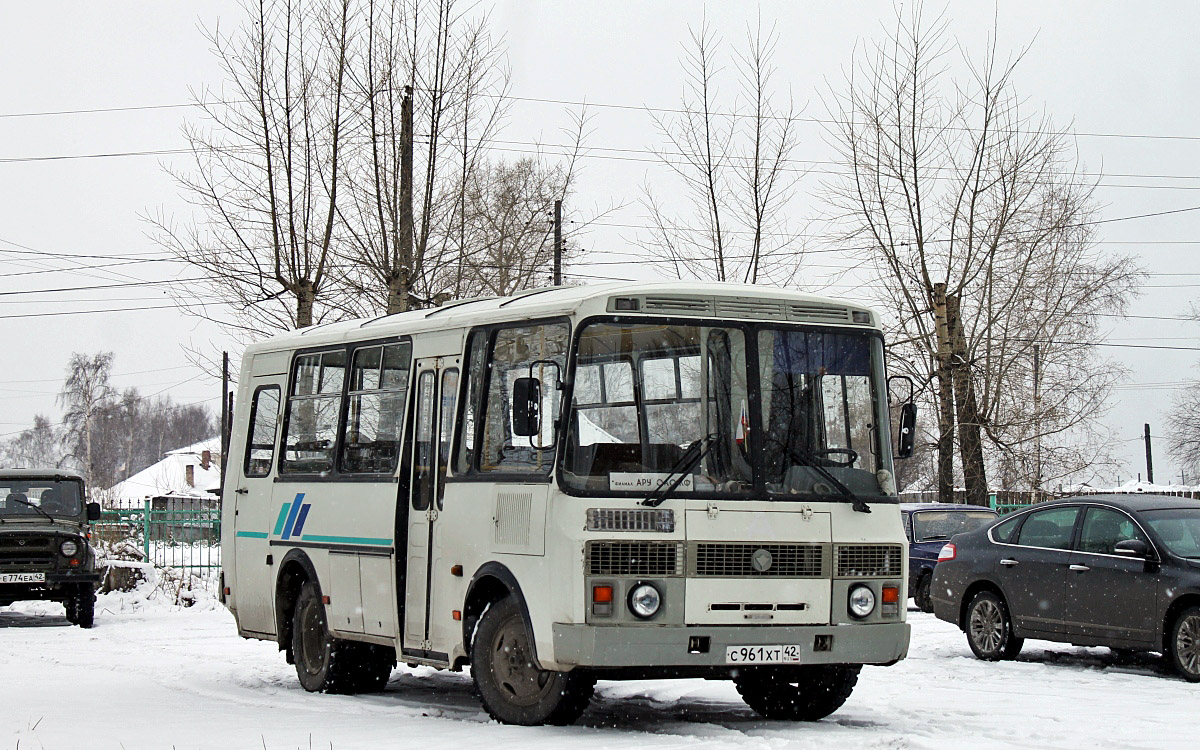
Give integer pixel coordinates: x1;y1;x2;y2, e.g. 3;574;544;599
348;643;395;693
291;580;358;694
734;664;860;721
470;596;594;726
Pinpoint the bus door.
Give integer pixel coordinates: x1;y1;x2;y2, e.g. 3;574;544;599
231;360;288;635
403;357;459;657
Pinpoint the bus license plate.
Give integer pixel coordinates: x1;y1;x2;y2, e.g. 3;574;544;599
0;572;45;584
725;644;803;664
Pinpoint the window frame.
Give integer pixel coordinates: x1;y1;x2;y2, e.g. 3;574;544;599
338;341;413;476
1075;504;1157;559
243;384;282;478
447;316;572;483
276;336;413;483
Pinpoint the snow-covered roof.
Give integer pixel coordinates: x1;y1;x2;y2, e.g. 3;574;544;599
106;437;222;508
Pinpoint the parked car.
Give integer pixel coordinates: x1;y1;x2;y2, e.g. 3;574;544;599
901;503;997;612
931;495;1200;681
0;469;102;627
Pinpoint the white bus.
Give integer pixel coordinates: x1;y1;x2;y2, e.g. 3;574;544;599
221;281;915;725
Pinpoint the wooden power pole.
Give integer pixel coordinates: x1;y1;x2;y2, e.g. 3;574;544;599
553;199;562;286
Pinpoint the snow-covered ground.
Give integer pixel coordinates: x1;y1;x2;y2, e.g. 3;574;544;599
1;592;1194;749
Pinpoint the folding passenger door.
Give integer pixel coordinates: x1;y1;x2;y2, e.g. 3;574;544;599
402;356;459;659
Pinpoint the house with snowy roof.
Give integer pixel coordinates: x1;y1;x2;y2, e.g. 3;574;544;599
105;437;222;511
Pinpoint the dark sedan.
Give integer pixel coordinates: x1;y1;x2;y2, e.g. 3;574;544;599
931;495;1200;681
901;503;997;612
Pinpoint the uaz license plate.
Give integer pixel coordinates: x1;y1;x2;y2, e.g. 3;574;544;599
0;572;46;584
725;644;803;664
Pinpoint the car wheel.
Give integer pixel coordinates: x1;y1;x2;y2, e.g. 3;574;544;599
965;590;1022;661
1167;605;1200;682
73;584;95;629
915;574;934;613
470;596;594;726
734;665;860;721
290;580;359;694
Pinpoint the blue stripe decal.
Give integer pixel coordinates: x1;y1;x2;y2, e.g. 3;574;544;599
291;504;312;538
235;531;269;539
300;534;393;547
281;493;305;540
272;503;292;536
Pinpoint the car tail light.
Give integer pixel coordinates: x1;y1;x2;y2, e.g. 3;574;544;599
938;543;957;562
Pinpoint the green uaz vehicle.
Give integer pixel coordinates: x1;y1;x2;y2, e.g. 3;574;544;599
0;469;102;627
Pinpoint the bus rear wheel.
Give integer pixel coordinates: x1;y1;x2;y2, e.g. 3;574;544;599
291;580;363;694
470;596;594;726
734;664;861;721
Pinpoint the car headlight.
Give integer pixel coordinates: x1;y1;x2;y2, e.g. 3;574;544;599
60;539;80;557
628;583;662;619
848;584;876;619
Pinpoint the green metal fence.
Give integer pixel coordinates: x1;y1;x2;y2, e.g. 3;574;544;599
93;501;221;580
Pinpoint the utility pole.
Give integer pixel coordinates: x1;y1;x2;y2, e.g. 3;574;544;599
394;85;414;313
553;199;562;286
1033;344;1041;496
220;352;230;491
1145;423;1155;485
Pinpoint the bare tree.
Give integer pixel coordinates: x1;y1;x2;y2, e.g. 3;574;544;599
640;15;804;285
825;5;1141;502
337;0;511;313
150;0;353;333
1;416;69;470
1167;380;1200;480
58;352;117;489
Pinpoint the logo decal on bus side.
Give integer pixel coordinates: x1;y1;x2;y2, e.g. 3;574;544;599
273;493;311;540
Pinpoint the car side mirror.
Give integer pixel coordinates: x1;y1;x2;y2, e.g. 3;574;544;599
1114;539;1149;558
511;377;541;437
86;502;102;521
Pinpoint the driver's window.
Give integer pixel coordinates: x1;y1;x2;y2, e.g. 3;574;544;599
478;321;569;474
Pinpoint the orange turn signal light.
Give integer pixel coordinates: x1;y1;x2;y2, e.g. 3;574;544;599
321;595;331;605
881;586;900;604
592;585;614;604
452;610;462;621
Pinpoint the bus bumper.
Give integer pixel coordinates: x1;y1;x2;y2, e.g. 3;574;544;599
551;621;910;670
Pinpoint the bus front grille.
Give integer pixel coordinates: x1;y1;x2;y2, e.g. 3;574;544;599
691;543;826;577
835;544;902;578
586;541;684;577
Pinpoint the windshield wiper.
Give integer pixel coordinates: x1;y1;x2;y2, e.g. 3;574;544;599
783;447;871;513
643;434;716;507
5;496;57;523
920;534;950;542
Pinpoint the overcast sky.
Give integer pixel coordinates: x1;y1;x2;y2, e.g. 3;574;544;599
2;1;1198;486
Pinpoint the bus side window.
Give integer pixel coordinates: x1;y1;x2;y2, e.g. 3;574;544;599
454;332;487;474
437;369;459;504
340;341;411;474
281;349;346;474
244;386;281;478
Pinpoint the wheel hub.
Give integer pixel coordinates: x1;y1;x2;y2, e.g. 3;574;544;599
490;614;553;706
970;600;1003;652
1177;614;1200;676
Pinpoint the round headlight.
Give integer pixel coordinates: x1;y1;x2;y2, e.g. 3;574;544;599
60;539;80;557
628;583;662;619
848;584;876;619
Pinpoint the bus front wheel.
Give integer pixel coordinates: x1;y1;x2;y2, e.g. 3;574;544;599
470;596;594;725
734;664;860;721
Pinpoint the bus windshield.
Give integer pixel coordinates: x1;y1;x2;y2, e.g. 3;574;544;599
560;320;888;500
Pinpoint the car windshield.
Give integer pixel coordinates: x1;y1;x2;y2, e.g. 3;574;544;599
1141;508;1200;558
0;479;83;519
560;320;889;500
912;510;997;542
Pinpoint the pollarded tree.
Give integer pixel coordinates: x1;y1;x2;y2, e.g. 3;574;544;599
824;4;1141;502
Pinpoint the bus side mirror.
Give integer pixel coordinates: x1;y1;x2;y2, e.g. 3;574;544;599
896;403;917;459
512;377;541;437
86;502;102;521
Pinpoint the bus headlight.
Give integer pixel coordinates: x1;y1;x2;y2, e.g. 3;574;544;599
628;583;662;619
60;539;80;557
848;584;875;619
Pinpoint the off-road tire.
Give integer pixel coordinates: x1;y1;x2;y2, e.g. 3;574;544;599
64;594;77;624
1167;605;1200;682
291;581;362;694
734;664;861;721
965;590;1023;661
72;584;95;629
915;573;934;613
470;596;594;725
